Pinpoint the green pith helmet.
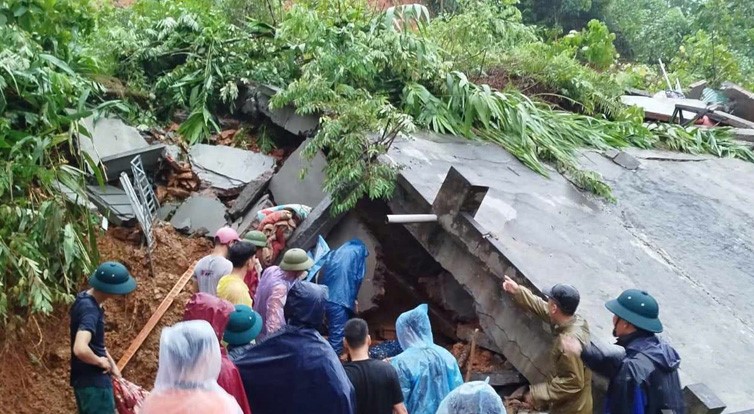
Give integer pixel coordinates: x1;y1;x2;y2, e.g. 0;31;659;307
605;289;663;333
223;305;263;346
88;261;137;295
279;248;314;272
244;230;268;247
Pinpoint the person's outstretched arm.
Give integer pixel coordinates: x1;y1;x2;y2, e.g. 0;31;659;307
502;276;549;321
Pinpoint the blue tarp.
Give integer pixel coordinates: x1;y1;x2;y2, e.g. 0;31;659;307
233;282;356;414
319;239;367;310
318;239;368;354
306;236;330;282
390;304;464;414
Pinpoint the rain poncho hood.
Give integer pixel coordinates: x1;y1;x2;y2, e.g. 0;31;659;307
182;293;251;414
234;282;355;414
391;304;463;414
436;380;507;414
141;320;242;414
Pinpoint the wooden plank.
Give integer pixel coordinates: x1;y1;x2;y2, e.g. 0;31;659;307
116;261;197;371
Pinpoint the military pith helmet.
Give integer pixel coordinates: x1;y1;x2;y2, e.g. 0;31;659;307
280;248;314;272
88;261;137;295
223;305;263;346
244;230;268;247
605;289;663;333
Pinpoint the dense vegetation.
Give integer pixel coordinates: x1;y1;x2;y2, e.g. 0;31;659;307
1;0;752;322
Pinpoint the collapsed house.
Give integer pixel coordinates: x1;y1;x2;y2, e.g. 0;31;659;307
68;82;754;413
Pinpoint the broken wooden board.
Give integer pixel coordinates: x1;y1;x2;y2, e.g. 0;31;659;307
621;96;708;122
117;261;197;371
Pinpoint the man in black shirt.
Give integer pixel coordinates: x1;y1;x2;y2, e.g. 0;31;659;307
343;318;407;414
70;261;137;414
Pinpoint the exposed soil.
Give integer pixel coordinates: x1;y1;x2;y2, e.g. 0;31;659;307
470;67;563;107
0;225;210;414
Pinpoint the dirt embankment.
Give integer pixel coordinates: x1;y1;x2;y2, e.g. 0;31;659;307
0;225;210;414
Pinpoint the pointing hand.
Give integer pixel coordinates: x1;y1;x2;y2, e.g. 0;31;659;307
502;276;520;294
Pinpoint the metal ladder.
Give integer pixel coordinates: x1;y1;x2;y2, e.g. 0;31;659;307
120;155;160;275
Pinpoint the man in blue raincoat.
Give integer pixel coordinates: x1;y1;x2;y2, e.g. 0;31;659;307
318;239;368;355
233;281;356;414
389;304;463;414
562;289;685;414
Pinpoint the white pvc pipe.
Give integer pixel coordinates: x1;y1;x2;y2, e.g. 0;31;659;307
386;214;438;224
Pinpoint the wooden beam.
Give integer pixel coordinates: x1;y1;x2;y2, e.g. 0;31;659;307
116;261;197;371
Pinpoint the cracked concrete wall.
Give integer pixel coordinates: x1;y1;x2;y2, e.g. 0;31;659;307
387;184;553;384
385;133;754;410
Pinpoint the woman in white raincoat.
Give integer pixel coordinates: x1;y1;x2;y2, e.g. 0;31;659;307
436;380;508;414
140;320;243;414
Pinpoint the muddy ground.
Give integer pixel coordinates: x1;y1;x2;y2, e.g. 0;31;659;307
0;225;210;414
0;222;503;413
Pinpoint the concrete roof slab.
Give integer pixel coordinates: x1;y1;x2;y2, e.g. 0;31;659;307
387;133;754;410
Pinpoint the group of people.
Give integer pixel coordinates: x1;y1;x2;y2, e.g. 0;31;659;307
69;225;686;414
500;276;685;414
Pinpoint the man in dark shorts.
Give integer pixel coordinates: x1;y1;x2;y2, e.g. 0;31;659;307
343;318;407;414
70;261;137;414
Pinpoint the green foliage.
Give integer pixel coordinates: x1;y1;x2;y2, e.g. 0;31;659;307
555;19;617;70
669;30;743;88
0;0;96;60
426;0;536;73
518;0;612;31
0;18;101;321
605;0;691;64
86;0;754;217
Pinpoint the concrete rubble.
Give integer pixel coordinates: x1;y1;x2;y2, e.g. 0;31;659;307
189;144;276;193
249;85;320;136
86;184;136;226
382;131;754;411
169;194;228;235
721;82;754;123
268;139;327;208
78;116;164;181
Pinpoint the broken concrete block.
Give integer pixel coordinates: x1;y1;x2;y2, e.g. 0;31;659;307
100;144;166;182
687;80;708;100
683;383;726;414
287;195;345;252
232;194;274;236
52;180;97;211
325;213;382;313
78;116;149;164
420;272;477;321
86;184;136;226
722;82;754;123
256;85;320;136
156;201;180;222
227;170;273;220
170;194;228;236
603;148;620;159
612;151;640;170
269;139;327;208
188;144;276;192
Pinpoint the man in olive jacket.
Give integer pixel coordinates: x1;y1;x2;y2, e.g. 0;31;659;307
502;276;593;414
